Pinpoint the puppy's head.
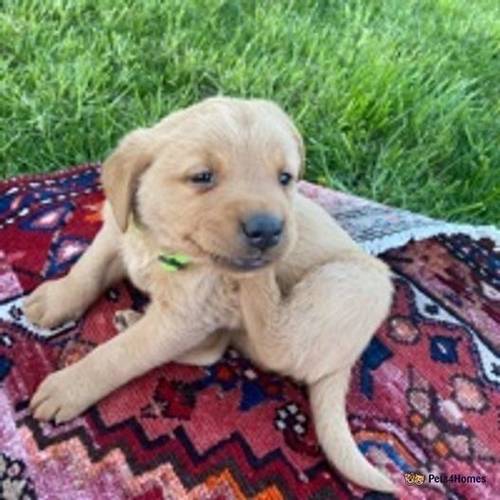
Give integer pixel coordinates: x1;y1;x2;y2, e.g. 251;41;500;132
101;97;304;272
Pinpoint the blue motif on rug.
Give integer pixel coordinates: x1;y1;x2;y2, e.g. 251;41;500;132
360;337;393;398
45;235;89;278
20;202;74;232
430;335;459;364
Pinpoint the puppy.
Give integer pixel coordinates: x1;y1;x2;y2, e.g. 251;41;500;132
24;97;395;493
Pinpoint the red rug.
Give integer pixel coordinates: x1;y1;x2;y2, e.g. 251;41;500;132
0;166;498;499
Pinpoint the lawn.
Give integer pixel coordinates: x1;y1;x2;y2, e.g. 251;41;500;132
1;0;499;223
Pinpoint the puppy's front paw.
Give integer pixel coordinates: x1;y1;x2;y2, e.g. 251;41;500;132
30;366;95;423
24;279;83;329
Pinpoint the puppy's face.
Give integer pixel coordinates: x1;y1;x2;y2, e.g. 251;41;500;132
103;98;304;272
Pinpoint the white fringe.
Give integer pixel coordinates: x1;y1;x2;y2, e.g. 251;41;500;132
361;222;500;255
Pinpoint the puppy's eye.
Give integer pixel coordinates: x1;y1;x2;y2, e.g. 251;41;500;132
279;172;293;186
190;170;215;185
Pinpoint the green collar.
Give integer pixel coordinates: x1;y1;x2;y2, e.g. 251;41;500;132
158;252;192;272
128;214;192;273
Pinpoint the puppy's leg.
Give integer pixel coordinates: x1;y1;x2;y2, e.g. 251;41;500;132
239;256;393;379
24;216;124;329
175;331;230;366
237;270;289;372
238;258;395;493
30;303;210;423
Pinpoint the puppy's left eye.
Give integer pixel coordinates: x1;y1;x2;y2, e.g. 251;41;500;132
190;170;215;185
279;172;293;186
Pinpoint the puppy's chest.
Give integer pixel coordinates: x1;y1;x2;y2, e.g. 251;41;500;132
162;274;242;333
194;277;242;331
121;234;242;332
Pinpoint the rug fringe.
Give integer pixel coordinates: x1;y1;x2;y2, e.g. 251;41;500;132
0;164;100;188
361;222;500;255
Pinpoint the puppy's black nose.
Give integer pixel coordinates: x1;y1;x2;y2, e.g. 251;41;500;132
242;213;284;251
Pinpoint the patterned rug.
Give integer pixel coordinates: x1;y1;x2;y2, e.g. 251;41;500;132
0;165;498;500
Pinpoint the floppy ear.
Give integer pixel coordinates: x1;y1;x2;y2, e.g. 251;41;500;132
282;118;305;178
292;126;306;178
254;99;306;178
101;128;154;232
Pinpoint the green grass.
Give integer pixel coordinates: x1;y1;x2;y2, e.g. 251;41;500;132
1;0;499;223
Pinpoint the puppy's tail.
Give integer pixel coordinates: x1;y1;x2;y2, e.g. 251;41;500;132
309;369;396;493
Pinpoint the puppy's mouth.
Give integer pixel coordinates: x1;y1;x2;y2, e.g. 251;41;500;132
212;254;272;272
186;236;273;272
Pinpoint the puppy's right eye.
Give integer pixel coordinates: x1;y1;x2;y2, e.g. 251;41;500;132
279;172;293;186
190;170;215;186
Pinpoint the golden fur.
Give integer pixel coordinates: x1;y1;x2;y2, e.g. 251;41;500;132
24;97;395;492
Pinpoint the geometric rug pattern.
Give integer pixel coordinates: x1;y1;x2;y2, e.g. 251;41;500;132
0;166;498;499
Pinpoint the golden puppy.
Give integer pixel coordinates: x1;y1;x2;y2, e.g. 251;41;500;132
24;97;395;493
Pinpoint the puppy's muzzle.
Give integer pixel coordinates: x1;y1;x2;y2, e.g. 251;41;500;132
241;213;284;251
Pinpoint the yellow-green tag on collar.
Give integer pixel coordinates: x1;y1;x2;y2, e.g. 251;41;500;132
158;253;192;272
